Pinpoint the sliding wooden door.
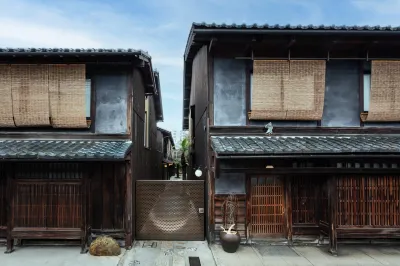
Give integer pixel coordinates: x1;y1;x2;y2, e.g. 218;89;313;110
249;176;285;237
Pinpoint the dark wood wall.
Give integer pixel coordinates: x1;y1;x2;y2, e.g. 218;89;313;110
0;162;127;240
191;45;209;179
90;162;126;232
131;68;162;181
0;164;6;238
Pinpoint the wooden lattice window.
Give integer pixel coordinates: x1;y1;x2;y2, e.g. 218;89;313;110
13;181;83;228
337;176;400;227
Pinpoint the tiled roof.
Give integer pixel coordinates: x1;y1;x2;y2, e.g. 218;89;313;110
0;48;150;58
0;140;132;160
192;23;400;31
211;135;400;155
182;22;400;130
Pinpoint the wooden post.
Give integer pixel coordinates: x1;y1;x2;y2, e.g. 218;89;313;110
245;175;251;243
210;153;217;242
328;176;338;256
317;178;324;245
285;176;293;245
125;157;133;249
88;164;93;245
5;164;13;254
80;168;88;254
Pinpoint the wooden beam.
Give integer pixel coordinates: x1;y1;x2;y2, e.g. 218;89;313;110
245;176;251;243
219;168;400;175
210;125;400;135
5;164;13;254
285;176;293;245
81;169;88;253
328;176;338;256
125;160;133;249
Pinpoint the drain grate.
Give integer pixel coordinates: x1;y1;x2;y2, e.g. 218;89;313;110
189;256;201;266
142;241;157;248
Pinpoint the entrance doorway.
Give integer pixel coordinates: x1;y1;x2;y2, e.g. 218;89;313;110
249;176;285;237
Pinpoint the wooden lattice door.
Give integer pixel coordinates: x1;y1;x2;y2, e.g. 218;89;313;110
250;176;285;236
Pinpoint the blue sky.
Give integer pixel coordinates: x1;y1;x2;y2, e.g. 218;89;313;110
0;0;397;132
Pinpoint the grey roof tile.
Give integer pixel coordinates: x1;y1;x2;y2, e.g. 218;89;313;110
0;48;151;58
211;135;400;155
193;23;400;31
0;140;132;160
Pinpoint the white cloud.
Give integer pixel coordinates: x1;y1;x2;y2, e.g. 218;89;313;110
351;0;400;25
352;0;400;14
0;0;184;131
0;18;101;47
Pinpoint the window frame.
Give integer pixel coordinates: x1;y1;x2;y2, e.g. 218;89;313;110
85;76;94;130
363;73;371;112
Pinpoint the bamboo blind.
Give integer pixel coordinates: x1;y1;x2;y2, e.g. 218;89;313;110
49;64;87;128
11;65;51;126
250;176;284;235
250;60;288;120
361;61;400;122
0;65;15;127
249;60;326;120
337;176;400;227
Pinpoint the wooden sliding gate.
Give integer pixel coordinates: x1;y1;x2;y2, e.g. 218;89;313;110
135;180;205;240
13;180;84;230
249;176;285;237
9;163;87;244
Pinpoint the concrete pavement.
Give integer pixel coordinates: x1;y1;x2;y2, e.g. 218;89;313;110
3;241;400;266
211;243;400;266
119;241;215;266
0;245;125;266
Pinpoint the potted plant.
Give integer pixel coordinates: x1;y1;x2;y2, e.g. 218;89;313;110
219;194;241;253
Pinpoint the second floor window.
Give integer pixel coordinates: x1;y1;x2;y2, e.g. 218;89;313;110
363;74;371;112
85;79;91;119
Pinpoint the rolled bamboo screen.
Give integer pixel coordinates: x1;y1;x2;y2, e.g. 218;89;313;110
285;60;326;120
0;65;15;127
361;60;400;122
249;60;326;120
49;65;87;128
11;65;51;126
249;60;288;120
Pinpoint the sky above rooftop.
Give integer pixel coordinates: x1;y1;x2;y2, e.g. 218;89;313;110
0;0;397;132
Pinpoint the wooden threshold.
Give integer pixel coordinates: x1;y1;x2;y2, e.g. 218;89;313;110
11;227;83;239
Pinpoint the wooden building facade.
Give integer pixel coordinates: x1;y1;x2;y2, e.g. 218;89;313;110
0;48;164;253
182;23;400;255
157;127;175;180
